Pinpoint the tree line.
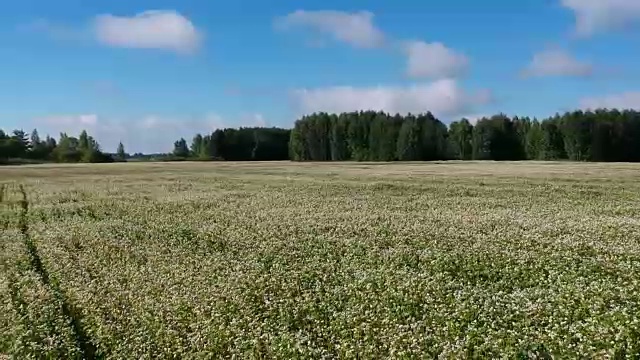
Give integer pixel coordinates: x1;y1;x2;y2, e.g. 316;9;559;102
4;108;640;164
171;127;290;161
0;129;122;164
0;126;291;164
290;109;640;162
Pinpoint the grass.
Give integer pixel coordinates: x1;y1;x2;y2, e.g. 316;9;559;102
1;161;640;358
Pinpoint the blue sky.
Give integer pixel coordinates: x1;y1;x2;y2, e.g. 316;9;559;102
1;0;640;152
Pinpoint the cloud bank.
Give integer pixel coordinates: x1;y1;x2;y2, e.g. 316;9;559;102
291;79;491;119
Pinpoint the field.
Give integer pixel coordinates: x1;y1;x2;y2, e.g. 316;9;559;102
2;161;640;358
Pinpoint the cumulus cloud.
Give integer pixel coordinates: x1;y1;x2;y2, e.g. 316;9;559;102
94;10;202;53
23;10;202;54
561;0;640;35
291;79;491;118
403;41;469;79
523;48;592;77
31;112;268;154
579;92;640;110
275;10;385;48
274;11;474;83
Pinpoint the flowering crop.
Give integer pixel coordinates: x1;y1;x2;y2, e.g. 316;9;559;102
1;161;640;358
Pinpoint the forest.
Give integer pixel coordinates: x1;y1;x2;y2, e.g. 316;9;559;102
171;127;291;161
0;127;290;164
289;109;640;162
2;109;640;163
0;129;115;164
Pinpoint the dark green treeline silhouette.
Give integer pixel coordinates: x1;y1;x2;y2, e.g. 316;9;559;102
289;109;640;162
4;108;640;164
173;127;290;161
0;129;114;164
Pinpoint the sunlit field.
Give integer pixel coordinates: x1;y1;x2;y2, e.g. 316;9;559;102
2;161;640;358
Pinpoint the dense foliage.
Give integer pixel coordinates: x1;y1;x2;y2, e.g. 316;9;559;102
5;108;640;164
0;129;114;164
290;109;640;162
173;127;291;161
0;126;291;164
2;162;640;358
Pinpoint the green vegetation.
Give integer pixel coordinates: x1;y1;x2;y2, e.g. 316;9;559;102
5;108;640;164
0;129;114;165
175;127;291;161
290;109;640;162
2;161;640;358
0;126;291;164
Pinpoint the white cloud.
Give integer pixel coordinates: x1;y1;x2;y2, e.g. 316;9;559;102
579;92;640;110
291;79;491;118
523;48;592;77
31;112;268;154
94;10;202;53
404;41;469;79
275;10;385;48
561;0;640;35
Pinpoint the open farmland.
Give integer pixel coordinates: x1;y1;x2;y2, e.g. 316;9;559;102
2;161;640;358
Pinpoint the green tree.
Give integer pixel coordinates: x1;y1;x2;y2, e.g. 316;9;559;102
289;120;306;161
368;112;390;161
525;120;544;160
513;116;531;158
347;112;372;161
418;112;448;160
28;129;49;160
379;114;403;161
307;113;331;161
191;134;204;158
78;130;90;152
561;110;593;161
540;118;566;160
75;130;103;162
396;114;421;161
449;119;473;160
372;113;402;161
0;130;9;161
8;130;30;158
472;117;492;160
116;142;127;161
173;138;190;158
54;133;81;162
44;135;57;158
329;114;350;161
472;115;523;161
210;129;225;160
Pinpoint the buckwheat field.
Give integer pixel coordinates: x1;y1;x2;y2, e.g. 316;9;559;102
2;161;640;359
